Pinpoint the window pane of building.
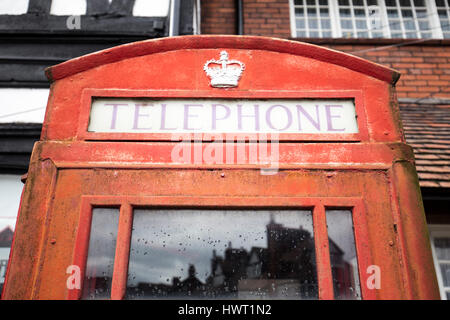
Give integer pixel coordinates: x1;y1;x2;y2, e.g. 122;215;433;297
82;208;119;300
326;209;361;300
293;0;332;37
126;209;318;300
435;0;450;38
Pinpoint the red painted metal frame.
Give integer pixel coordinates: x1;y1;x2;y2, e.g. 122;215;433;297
68;195;372;300
77;89;368;142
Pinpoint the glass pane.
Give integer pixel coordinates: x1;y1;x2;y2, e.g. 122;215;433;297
447;291;450;300
308;7;317;15
418;20;429;30
309;18;318;28
402;10;413;18
372;31;383;37
354;9;365;17
440;263;450;287
296;19;306;28
340;8;351;17
353;0;364;5
319;0;328;5
434;237;450;260
326;209;361;300
356;19;367;29
391;21;401;30
385;0;396;6
307;0;316;5
413;0;425;7
339;0;350;5
400;0;411;6
404;19;416;30
82;208;120;300
436;0;445;6
341;19;353;29
387;9;399;18
357;31;369;37
297;30;307;37
310;31;320;37
321;19;331;28
323;31;332;37
295;7;304;16
320;8;329;17
126;209;318;300
294;0;304;5
416;9;427;18
438;10;448;18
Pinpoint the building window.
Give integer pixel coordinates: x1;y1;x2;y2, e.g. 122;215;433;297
429;225;450;300
291;0;333;38
290;0;449;39
436;0;450;38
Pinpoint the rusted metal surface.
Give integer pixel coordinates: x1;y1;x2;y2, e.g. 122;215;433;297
2;35;439;300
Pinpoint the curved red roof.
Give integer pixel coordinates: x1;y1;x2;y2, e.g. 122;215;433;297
45;35;400;84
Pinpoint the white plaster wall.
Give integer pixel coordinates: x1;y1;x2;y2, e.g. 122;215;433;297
0;175;23;232
0;0;29;15
0;88;49;123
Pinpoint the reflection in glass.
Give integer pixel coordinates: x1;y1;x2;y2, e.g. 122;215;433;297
325;209;361;300
82;208;119;300
125;210;318;300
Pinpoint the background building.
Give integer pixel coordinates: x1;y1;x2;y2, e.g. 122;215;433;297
0;0;448;299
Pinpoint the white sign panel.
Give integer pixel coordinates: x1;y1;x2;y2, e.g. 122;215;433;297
88;99;358;134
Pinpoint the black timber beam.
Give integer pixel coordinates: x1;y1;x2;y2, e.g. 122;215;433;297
0;123;41;172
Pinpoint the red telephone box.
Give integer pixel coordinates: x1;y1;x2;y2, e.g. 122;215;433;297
2;35;440;300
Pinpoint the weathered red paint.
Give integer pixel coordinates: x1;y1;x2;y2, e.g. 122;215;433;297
2;35;439;300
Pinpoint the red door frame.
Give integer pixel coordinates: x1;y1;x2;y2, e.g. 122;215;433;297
69;195;373;300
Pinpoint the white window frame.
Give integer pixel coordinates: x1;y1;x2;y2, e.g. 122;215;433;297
428;224;450;300
289;0;446;39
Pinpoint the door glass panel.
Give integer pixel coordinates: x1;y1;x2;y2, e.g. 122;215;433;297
125;209;317;300
82;208;119;300
325;209;361;300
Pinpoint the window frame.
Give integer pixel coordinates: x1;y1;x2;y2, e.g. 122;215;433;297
289;0;446;39
428;224;450;300
69;195;372;300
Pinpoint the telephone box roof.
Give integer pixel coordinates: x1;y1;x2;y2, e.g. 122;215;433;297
45;35;400;85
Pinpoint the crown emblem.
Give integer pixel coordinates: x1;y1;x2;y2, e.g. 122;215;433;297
203;51;245;88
